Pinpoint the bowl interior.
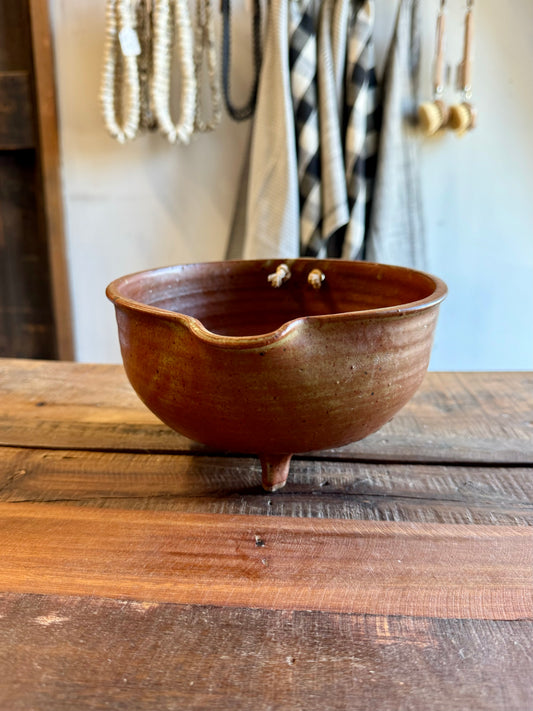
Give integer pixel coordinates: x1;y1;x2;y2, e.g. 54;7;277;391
110;260;444;338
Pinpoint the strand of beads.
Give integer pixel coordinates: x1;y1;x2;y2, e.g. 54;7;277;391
136;0;158;131
193;0;222;132
151;0;196;144
100;0;141;142
221;0;262;121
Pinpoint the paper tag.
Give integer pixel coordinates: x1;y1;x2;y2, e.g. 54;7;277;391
119;27;141;57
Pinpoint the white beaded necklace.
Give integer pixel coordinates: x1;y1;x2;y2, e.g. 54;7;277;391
151;0;196;144
100;0;141;143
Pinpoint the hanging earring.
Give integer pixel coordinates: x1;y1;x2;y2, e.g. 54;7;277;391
418;0;449;137
449;0;476;135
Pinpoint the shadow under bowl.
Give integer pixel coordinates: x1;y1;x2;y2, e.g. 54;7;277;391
106;259;447;490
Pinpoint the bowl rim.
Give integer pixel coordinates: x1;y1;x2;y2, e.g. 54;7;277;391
106;258;448;348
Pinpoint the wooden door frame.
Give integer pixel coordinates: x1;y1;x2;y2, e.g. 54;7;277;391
28;0;73;360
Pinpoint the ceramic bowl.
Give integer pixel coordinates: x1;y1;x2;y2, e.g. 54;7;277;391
107;259;447;490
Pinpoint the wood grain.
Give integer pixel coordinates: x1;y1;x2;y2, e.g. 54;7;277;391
0;158;57;359
0;0;63;360
0;361;531;710
0;0;32;72
1;592;531;711
1;360;531;463
1;447;532;525
28;0;73;359
0;71;35;148
1;503;531;620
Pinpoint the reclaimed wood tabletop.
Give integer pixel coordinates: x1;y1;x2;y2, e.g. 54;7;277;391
0;358;532;710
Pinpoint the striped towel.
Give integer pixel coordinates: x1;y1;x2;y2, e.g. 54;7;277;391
316;0;350;255
289;0;322;255
340;0;381;260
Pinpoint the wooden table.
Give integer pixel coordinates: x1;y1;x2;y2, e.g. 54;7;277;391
0;358;532;710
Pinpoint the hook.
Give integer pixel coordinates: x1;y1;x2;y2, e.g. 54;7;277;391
307;268;325;290
267;263;291;288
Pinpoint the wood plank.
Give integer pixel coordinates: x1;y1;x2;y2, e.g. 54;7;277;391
0;71;35;148
0;0;32;71
1;447;532;525
0;1;62;360
1;504;531;620
1;592;531;711
28;0;74;359
0;160;57;359
0;360;531;463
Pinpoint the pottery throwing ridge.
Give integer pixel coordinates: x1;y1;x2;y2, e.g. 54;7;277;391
107;259;447;490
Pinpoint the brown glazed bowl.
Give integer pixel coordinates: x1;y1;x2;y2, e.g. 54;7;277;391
107;259;447;491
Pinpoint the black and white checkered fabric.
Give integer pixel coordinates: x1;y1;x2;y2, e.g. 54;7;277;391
288;0;323;256
340;0;381;259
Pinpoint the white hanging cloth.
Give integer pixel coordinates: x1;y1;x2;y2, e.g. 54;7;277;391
366;0;426;268
242;0;300;259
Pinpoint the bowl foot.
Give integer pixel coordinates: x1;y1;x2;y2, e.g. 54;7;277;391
260;454;293;492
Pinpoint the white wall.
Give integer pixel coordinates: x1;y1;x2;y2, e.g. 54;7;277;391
50;0;533;369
